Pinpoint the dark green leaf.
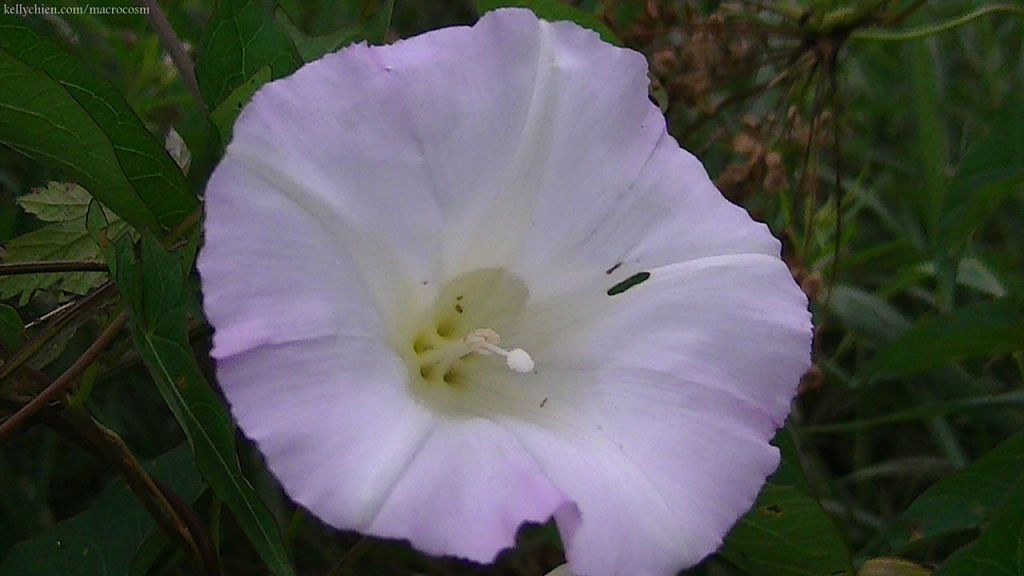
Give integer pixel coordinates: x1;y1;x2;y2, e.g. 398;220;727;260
209;66;272;141
0;183;124;305
275;0;394;62
769;426;810;491
828;285;910;345
859;299;1024;383
719;483;853;576
942;100;1024;257
196;0;303;109
475;0;621;45
113;235;296;576
0;444;203;576
933;478;1024;576
0;303;24;350
0;16;197;235
886;432;1024;554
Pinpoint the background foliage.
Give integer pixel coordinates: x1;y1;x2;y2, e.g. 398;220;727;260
1;1;1022;575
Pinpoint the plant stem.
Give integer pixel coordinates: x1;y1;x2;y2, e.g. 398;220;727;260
0;310;128;441
851;4;1024;42
43;407;218;575
0;260;108;276
138;0;207;113
0;282;117;389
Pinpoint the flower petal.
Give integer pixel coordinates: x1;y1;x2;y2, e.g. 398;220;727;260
217;332;568;562
501;256;811;575
513;129;785;302
198;160;387;358
220;9;551;297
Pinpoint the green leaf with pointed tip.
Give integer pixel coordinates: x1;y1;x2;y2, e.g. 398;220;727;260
719;483;853;576
475;0;621;45
0;443;203;576
859;299;1024;383
941;101;1024;258
196;0;303;110
0;183;125;305
717;425;850;576
209;66;272;141
933;478;1024;576
886;432;1024;555
0;16;197;235
275;0;394;62
113;235;296;576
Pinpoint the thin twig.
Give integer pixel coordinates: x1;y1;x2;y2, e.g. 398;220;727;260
851;4;1024;42
0;260;108;276
0;310;128;441
138;0;207;113
0;282;117;387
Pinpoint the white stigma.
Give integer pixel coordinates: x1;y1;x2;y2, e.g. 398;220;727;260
463;328;535;374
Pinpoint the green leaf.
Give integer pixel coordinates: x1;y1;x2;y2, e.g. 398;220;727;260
718;483;853;576
209;66;272;141
0;302;24;350
113;235;296;576
941;100;1024;257
0;443;203;576
859;299;1024;383
0;183;125;305
0;16;197;235
716;425;851;575
886;432;1024;554
827;285;910;345
933;479;1024;576
275;0;394;62
475;0;621;45
196;0;303;110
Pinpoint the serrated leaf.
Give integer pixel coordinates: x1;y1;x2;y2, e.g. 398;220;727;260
933;478;1024;576
475;0;621;45
113;235;296;576
719;483;853;576
886;432;1024;554
0;183;125;305
859;299;1024;383
196;0;303;110
0;443;203;576
0;16;197;235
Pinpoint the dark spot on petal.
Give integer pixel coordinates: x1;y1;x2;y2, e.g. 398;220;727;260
606;271;650;296
456;295;464;301
540;397;548;408
605;262;622;275
455;304;464;313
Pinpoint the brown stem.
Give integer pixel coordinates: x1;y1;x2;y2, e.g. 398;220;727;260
43;407;214;574
0;260;108;276
138;0;207;113
0;310;128;441
0;282;117;388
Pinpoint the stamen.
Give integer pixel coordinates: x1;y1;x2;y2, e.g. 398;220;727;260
464;328;535;373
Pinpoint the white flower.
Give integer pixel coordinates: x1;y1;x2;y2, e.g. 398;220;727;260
198;8;812;576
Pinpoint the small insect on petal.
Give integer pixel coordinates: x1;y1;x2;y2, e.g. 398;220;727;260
607;271;651;296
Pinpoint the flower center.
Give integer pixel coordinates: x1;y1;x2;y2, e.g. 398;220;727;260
401;268;533;408
415;327;535;384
